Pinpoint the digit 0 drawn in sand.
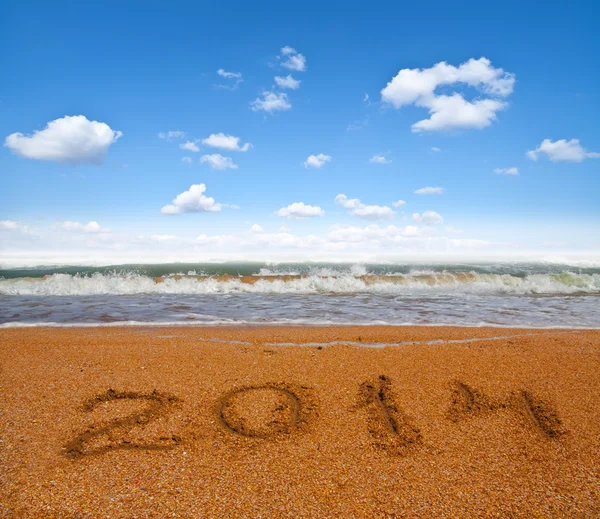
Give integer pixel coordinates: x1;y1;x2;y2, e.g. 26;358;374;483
357;375;422;455
216;383;316;438
64;389;181;459
447;380;566;438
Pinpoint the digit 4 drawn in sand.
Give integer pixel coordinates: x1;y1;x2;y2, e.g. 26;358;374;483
447;381;566;438
357;375;422;455
63;389;181;459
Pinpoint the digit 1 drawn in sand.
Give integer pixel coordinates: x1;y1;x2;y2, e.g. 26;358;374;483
447;380;566;439
216;383;316;439
357;375;422;455
63;389;181;459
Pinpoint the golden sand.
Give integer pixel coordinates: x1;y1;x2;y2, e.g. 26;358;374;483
1;326;599;518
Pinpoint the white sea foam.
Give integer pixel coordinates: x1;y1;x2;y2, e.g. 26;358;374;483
1;320;597;330
1;271;599;296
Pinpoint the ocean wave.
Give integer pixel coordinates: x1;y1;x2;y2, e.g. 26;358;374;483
1;320;596;330
1;271;599;296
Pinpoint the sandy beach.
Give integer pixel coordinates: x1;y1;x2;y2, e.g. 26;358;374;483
1;325;599;518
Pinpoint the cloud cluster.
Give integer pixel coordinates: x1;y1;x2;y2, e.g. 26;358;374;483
527;139;600;162
276;202;325;219
253;46;307;114
175;133;250;167
200;154;238;170
304;153;332;168
251;91;291;113
5;115;122;164
202;133;251;152
161;184;227;214
335;195;395;219
381;57;515;132
279;46;307;72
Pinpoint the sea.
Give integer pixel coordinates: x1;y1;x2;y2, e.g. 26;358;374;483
0;262;599;329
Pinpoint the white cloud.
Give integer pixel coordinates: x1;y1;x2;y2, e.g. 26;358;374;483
60;221;109;233
251;91;292;113
276;202;325;219
279;47;306;72
431;147;441;152
380;57;514;132
364;93;370;103
151;234;176;241
369;154;391;164
328;224;422;243
392;200;406;207
411;95;506;132
158;130;185;140
202;133;251;152
304;153;332;168
346;119;367;131
161;184;226;214
200;154;238;170
4;115;122;164
217;69;242;79
381;57;515;107
181;157;192;164
335;194;395;219
0;220;30;233
180;141;200;152
412;211;444;225
274;75;301;89
215;69;243;91
494;167;519;175
415;186;445;195
250;224;264;233
526;139;600;162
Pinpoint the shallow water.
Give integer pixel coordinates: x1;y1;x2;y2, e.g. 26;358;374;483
1;263;599;328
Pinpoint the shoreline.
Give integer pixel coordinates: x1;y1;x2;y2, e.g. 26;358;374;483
2;321;600;330
2;325;599;517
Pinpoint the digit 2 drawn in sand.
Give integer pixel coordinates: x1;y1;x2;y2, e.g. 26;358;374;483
216;383;316;438
447;381;566;438
64;389;181;458
357;375;422;455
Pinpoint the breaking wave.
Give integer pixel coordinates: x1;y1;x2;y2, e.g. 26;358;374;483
1;271;599;296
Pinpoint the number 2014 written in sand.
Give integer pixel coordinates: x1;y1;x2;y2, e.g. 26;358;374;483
63;376;566;459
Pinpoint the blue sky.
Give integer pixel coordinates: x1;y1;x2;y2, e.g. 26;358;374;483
1;1;599;265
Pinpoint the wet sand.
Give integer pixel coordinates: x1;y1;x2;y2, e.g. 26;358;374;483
1;326;599;518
